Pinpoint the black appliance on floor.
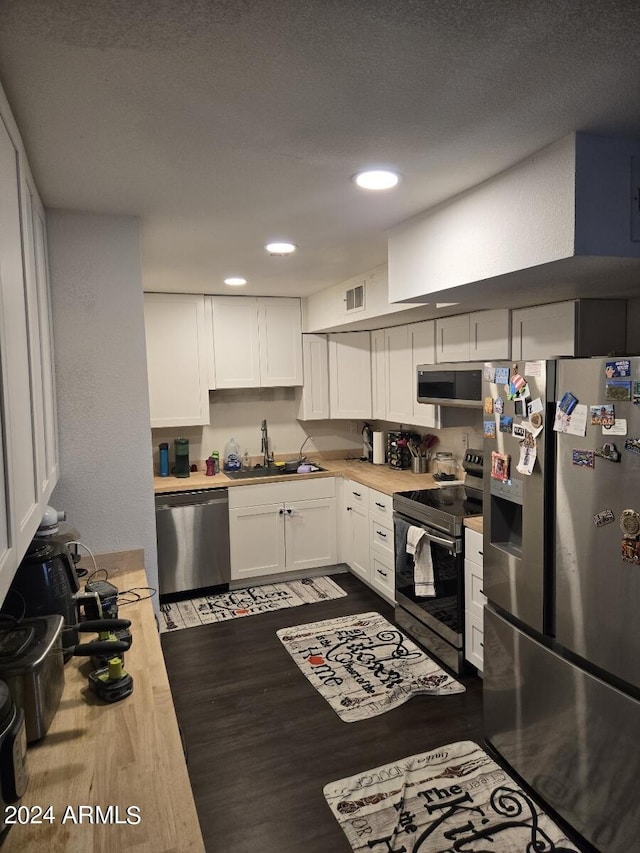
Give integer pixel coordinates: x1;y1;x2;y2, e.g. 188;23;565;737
393;449;483;673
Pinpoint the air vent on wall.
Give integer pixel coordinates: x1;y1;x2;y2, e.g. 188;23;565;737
345;281;366;313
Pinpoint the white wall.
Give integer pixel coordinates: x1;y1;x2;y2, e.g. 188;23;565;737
151;387;363;468
47;210;158;598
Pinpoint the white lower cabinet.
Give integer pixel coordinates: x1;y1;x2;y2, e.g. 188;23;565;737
343;480;395;604
464;527;486;671
228;478;337;581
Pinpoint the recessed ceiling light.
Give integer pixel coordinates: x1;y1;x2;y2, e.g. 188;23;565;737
265;241;297;255
354;169;400;190
224;277;247;286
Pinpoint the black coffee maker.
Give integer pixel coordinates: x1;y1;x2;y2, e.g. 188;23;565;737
3;539;80;653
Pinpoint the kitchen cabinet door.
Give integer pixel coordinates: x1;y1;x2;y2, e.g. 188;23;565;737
144;293;211;426
346;501;369;581
284;498;337;571
20;170;59;505
0;115;40;575
211;296;261;388
464;528;486;672
384;325;413;423
410;320;440;428
297;334;329;420
258;297;303;386
436;314;470;362
370;329;387;420
470;309;510;361
328;332;372;419
229;503;286;580
511;301;575;361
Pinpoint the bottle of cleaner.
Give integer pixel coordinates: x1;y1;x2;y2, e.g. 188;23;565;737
223;438;241;471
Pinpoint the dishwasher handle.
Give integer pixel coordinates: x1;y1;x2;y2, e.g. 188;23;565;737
154;489;229;510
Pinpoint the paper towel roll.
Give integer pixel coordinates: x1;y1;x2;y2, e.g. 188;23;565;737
372;431;385;465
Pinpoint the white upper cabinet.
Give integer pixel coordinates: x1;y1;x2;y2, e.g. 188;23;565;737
436;310;510;362
0;109;60;594
258;297;303;386
511;299;627;361
384;325;413;423
470;309;510;361
435;314;471;362
298;334;330;420
144;293;211;427
370;329;387;420
0;115;40;573
212;296;302;389
410;320;440;428
328;332;372;419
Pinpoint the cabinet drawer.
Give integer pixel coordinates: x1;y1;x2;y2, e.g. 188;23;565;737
465;560;487;621
465;611;484;671
370;550;395;601
464;527;483;566
281;476;336;502
368;488;392;519
229;476;335;509
370;515;393;555
345;481;369;507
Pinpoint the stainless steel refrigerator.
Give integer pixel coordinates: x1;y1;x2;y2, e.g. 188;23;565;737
482;357;640;853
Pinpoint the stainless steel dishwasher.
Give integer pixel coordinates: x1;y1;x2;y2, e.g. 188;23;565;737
155;489;230;600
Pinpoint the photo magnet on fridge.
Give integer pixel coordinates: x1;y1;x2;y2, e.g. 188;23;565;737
605;360;631;378
593;509;615;527
484;397;494;414
590;404;615;427
605;378;632;402
483;420;497;439
495;366;510;386
571;449;595;468
490;451;510;481
483;365;496;382
499;416;513;433
494;396;504;414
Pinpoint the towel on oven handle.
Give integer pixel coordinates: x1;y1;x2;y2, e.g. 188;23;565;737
407;526;435;597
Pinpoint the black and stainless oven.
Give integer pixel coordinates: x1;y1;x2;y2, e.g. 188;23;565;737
393;460;482;674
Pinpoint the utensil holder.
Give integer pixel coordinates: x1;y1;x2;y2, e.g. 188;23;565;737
412;457;428;474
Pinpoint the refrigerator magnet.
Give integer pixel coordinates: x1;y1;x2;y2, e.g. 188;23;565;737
483;420;497;439
494;396;504;414
624;438;640;455
495;366;510;386
559;391;578;415
512;423;527;440
593;509;615;527
603;418;627;436
484;396;494;414
483;365;496;382
605;359;631;378
621;539;640;564
491;450;510;481
590;404;615;427
499;415;513;433
619;509;640;538
633;381;640;405
516;441;536;476
571;449;595;468
605;378;632;402
594;442;621;462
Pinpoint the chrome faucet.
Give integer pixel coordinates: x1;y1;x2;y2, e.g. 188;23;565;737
261;419;274;467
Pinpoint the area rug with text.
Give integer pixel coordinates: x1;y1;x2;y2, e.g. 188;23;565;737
159;576;346;633
276;611;464;722
323;740;581;852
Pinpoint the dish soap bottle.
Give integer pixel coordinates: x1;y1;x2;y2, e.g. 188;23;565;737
223;437;241;471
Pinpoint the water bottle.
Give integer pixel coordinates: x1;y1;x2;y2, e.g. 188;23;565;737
159;443;170;477
223;437;241;471
174;438;190;478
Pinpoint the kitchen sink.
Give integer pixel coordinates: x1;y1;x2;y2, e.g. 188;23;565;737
225;465;326;480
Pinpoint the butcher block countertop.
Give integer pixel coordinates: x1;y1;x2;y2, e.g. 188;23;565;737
3;557;204;853
464;516;484;534
154;458;443;496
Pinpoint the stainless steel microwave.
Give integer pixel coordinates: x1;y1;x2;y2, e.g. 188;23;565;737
417;362;484;407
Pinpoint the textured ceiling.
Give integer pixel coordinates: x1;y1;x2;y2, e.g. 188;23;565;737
0;0;639;298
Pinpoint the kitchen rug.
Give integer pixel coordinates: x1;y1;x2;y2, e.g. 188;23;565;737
323;740;581;852
276;611;464;722
159;575;346;633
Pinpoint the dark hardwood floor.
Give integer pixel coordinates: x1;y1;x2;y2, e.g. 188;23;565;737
161;573;484;852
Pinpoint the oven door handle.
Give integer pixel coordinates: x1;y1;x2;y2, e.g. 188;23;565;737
420;530;457;552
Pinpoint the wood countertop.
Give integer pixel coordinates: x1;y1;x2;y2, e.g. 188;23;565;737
4;562;204;853
464;516;484;534
154;458;442;496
